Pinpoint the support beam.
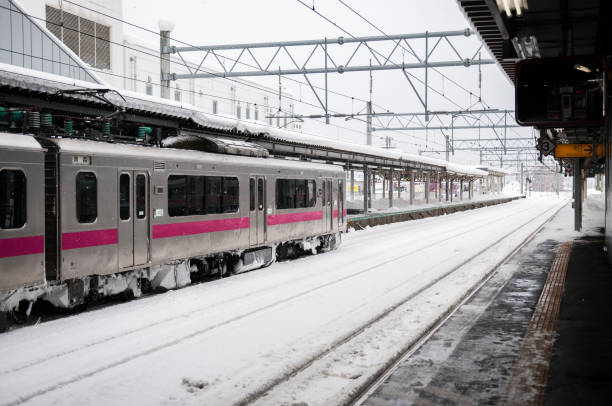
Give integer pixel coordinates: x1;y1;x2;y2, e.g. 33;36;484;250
409;170;415;205
389;168;394;208
425;172;430;204
460;179;464;200
363;165;369;214
574;158;582;231
350;169;355;201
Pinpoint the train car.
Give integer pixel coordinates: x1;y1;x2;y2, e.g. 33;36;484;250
0;134;45;299
0;133;346;329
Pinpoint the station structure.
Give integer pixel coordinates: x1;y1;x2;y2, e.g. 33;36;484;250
0;0;511;218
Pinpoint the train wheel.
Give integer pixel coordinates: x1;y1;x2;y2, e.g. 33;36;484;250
10;300;32;325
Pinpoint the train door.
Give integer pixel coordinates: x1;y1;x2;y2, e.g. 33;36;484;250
338;179;344;227
249;176;266;245
118;171;149;268
322;179;333;233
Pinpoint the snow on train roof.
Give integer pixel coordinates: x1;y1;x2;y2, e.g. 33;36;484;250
0;63;494;177
0;133;44;151
56;138;344;173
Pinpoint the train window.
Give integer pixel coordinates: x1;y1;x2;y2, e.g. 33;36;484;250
250;178;255;211
136;175;146;219
76;172;97;223
295;180;307;208
276;179;316;209
322;181;326;208
205;177;222;214
258;178;264;210
168;175;205;217
307;180;316;207
222;177;239;213
0;169;26;229
276;179;295;209
119;174;130;220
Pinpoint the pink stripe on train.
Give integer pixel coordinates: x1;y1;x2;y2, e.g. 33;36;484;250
267;210;323;226
0;235;44;258
332;209;347;218
153;217;250;239
62;228;118;250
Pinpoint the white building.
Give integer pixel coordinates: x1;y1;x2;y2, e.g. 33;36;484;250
12;0;301;130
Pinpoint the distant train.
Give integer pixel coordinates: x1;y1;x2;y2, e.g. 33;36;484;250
0;133;346;330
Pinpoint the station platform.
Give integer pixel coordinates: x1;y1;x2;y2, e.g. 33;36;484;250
362;193;611;405
347;194;524;229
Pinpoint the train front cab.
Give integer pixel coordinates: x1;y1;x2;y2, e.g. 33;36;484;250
0;134;45;298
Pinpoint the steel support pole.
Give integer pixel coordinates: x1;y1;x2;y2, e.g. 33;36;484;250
366;101;373;145
160;29;172;99
445;177;450;201
350;169;355;201
469;179;473;200
409;170;415;205
439;173;443;202
371;172;375;207
520;163;524;195
574;158;582;231
324;37;329;124
425;31;429;121
460;179;464;200
388;169;394;208
363;166;369;214
425;172;430;204
450;179;453;202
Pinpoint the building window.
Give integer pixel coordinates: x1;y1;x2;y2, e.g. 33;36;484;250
76;172;97;223
246;105;250;120
146;76;153;96
255;106;259;121
212;100;218;114
236;104;241;119
0;169;26;229
174;85;181;102
45;5;111;70
276;179;316;209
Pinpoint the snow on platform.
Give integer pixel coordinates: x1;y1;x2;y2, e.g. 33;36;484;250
0;194;568;406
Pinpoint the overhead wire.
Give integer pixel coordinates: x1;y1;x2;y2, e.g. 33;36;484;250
56;0;450;148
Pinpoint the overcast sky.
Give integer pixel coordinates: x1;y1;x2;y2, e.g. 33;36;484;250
124;0;527;165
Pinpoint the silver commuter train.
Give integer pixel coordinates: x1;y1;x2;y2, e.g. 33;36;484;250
0;132;346;325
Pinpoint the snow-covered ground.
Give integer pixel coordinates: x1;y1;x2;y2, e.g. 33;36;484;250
0;194;569;406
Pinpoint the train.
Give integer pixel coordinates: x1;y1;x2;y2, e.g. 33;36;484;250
0;132;346;331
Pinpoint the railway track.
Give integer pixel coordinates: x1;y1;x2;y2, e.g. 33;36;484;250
0;199;567;406
243;200;568;406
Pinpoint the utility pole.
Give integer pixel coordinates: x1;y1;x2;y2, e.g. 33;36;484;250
366;60;373;145
159;21;174;100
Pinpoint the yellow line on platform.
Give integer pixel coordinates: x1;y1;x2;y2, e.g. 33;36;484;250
501;241;573;406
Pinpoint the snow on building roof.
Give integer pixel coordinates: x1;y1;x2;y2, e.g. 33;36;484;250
477;166;515;175
0;63;501;178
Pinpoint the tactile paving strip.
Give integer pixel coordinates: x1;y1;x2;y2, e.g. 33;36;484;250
501;241;573;406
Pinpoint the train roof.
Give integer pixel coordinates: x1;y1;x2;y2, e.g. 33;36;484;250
54;137;344;174
0;133;44;151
